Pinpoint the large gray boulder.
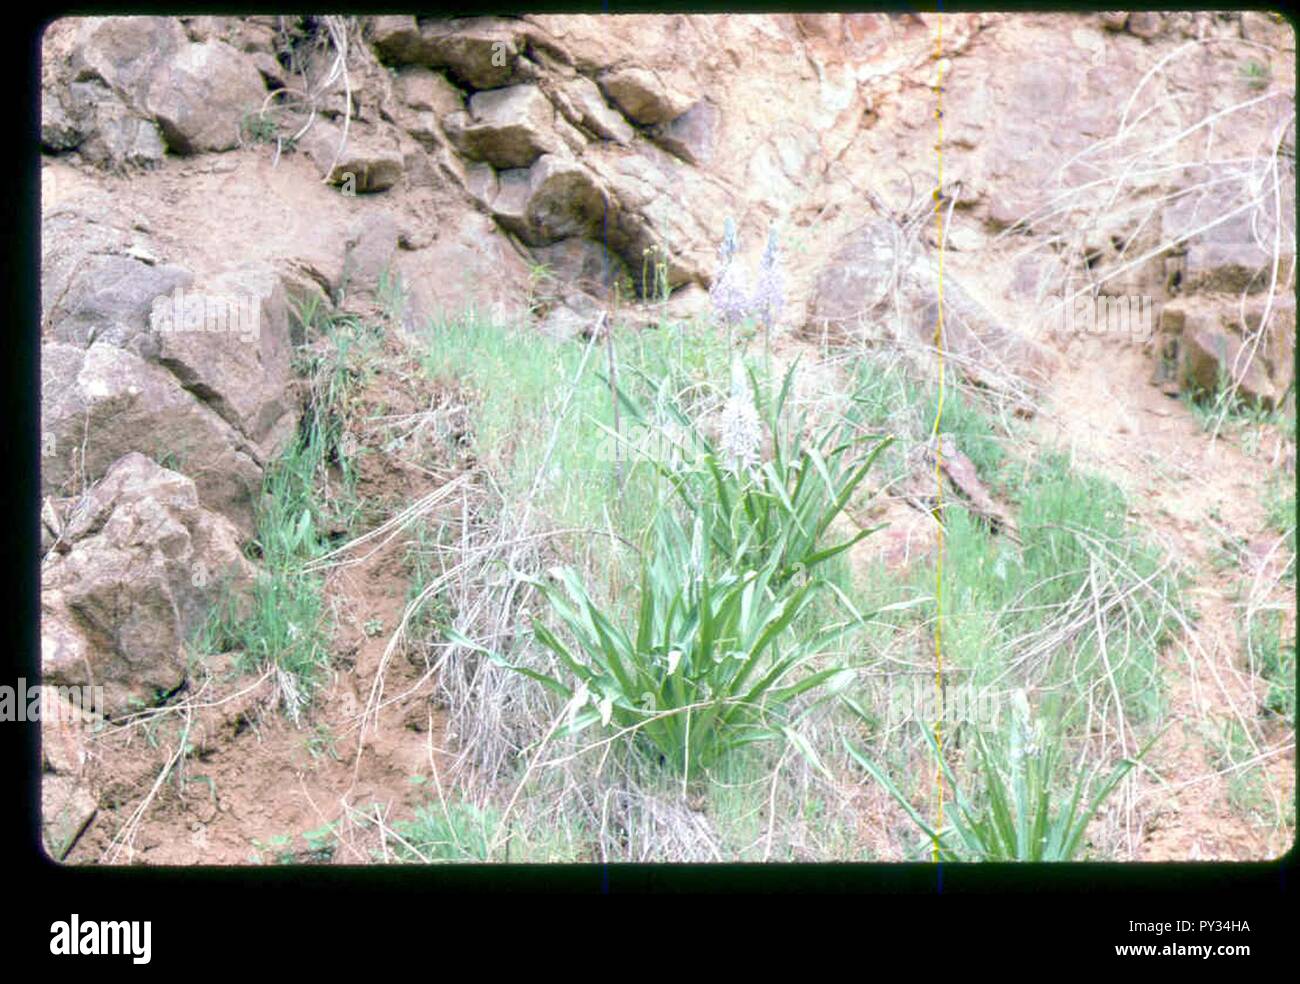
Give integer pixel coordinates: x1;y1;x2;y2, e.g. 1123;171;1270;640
42;198;301;472
41;342;265;536
300;120;405;193
68;16;189;106
581;142;733;291
41;78;167;168
596;66;692;125
1157;295;1295;408
143;39;268;154
444;85;561;169
394;66;465;115
42;453;255;717
43;243;193;353
553;75;635;144
1162;186;1293;295
482;155;609;249
371;15;521;89
60;17;266;158
647;100;719;165
522;155;607;246
151;266;299;457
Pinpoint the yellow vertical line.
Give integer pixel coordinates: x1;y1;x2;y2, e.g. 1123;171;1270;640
930;11;946;865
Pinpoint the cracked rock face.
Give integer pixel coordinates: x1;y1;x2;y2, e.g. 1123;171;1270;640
42;191;303;491
1155;181;1297;405
1162;186;1291;296
597;66;693;125
394;66;465;115
647;100;718;165
151;265;299;458
58;17;269;161
511;155;607;246
143;39;268;154
807;222;1058;391
42;453;255;718
445;85;562;169
41;342;265;537
44;249;194;353
370;15;524;89
41;77;167;167
554;75;634;145
68;16;190;108
1158;296;1296;409
299;120;406;192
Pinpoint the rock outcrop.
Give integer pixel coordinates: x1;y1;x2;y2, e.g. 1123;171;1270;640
41;453;256;717
808;221;1058;391
41;342;266;536
45;16;270;165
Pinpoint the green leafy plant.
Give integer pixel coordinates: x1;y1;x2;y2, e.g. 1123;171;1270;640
1240;58;1271;90
250;833;296;865
1245;609;1296;721
301;822;338;862
389;800;497;862
524;261;557;321
450;358;889;778
846;692;1152;861
241;111;281;144
1264;478;1296;581
460;508;858;779
1181;362;1290;442
306;723;342;762
192;303;380;712
615;358;893;587
641;243;672;307
249;824;336;865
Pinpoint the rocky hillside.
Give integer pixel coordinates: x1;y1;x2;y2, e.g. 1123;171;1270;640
39;13;1295;863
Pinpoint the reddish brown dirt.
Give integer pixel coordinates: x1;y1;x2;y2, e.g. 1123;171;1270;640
1032;331;1294;860
65;359;463;865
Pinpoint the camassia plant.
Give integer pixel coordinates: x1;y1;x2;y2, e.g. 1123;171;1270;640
845;691;1155;861
614;358;894;588
462;508;859;779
